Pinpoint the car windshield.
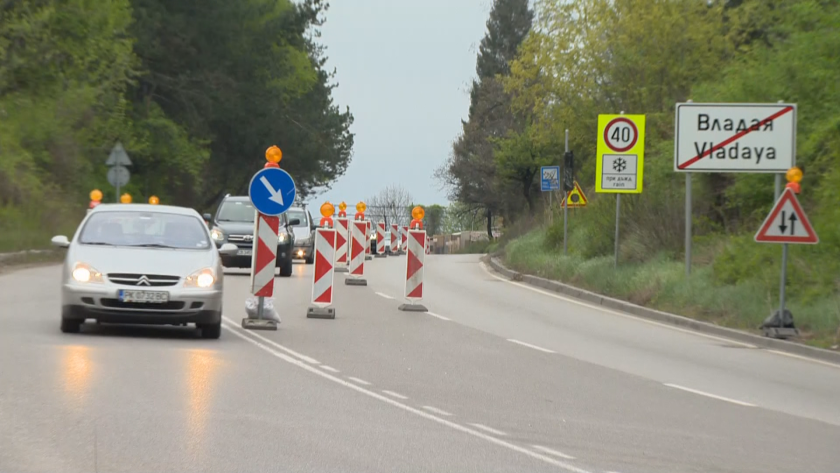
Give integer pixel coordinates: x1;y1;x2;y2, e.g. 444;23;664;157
79;211;210;249
287;210;308;227
217;201;256;222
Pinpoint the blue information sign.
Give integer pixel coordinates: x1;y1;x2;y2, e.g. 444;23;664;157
540;166;561;192
248;167;297;216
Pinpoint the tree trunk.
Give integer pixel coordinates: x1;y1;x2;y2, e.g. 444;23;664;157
486;208;493;240
523;178;535;215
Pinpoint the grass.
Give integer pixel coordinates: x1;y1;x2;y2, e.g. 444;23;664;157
504;230;840;349
0;203;83;253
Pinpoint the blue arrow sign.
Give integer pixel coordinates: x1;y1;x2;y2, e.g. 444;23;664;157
540;166;561;192
248;167;297;216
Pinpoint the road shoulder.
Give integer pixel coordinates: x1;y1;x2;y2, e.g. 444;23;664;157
482;254;840;366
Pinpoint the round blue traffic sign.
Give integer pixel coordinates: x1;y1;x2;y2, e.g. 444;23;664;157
248;167;297;216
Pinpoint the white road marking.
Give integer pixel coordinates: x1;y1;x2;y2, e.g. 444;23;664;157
663;383;756;407
422;406;453;416
319;365;339;373
347;377;371;386
220;320;591;473
532;445;576;460
375;292;395;300
508;339;556;354
427;312;451;321
480;262;758;349
469;423;508;436
382;390;408;400
766;350;840;370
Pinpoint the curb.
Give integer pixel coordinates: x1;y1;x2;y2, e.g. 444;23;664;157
481;255;840;366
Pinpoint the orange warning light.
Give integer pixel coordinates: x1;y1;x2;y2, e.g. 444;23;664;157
356;201;367;213
148;196;160;205
411;206;425;221
90;189;103;202
120;193;132;204
320;202;335;218
786;166;802;184
265;145;283;164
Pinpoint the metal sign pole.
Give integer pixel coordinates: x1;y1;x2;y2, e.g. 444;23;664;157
115;163;121;202
779;243;788;321
684;100;693;277
563;129;569;255
614;194;620;268
685;173;691;276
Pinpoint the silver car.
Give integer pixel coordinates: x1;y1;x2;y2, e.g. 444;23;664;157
51;204;239;339
287;206;315;264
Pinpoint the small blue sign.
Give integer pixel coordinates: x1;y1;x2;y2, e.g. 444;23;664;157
248;167;297;216
540;166;561;192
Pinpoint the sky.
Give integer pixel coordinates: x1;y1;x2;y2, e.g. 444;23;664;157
312;0;493;207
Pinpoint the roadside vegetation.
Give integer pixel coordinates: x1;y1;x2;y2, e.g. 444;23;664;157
438;0;840;347
0;0;353;252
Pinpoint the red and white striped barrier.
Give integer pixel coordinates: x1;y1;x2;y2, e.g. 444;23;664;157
335;217;349;272
390;224;399;254
307;227;336;319
250;213;279;297
401;226;408;253
376;222;386;256
365;221;372;259
398;229;427;312
345;220;367;286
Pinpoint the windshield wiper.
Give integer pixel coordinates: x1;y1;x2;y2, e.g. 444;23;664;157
130;243;178;249
82;241;113;246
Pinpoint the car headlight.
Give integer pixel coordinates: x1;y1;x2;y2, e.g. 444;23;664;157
184;268;216;288
279;232;287;243
210;228;224;241
71;263;104;283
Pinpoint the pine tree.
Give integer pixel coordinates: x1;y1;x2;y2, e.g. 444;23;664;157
440;0;533;236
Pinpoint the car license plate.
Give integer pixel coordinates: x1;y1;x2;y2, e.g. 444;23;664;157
118;290;169;303
237;249;252;256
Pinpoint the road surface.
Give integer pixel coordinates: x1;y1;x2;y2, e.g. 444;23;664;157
2;254;839;472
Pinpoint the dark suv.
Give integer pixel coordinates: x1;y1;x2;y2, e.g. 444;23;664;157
205;195;297;277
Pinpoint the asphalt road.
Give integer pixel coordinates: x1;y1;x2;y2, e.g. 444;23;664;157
2;254;840;472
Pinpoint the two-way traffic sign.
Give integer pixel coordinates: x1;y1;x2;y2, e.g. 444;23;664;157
248;167;297;216
755;188;818;244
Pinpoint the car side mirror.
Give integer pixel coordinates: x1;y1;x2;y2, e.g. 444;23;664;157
51;235;70;248
219;243;238;256
288;218;301;226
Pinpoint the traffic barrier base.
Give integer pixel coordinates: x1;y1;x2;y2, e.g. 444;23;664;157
242;318;279;330
307;306;335;319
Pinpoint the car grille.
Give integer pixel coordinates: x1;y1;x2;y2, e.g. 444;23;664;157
100;299;186;310
227;234;254;243
107;273;181;287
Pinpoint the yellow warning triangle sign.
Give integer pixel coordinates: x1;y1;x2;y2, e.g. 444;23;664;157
560;181;588;208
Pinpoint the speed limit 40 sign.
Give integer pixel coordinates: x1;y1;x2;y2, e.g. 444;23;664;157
596;114;645;193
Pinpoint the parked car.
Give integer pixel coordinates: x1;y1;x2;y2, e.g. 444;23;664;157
51;203;239;338
286;205;315;264
204;195;298;277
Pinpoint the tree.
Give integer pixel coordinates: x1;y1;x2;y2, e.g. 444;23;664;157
366;184;414;227
424;205;445;236
438;0;534;238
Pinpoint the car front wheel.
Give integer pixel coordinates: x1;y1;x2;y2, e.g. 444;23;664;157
61;318;81;334
200;321;221;339
279;259;293;277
